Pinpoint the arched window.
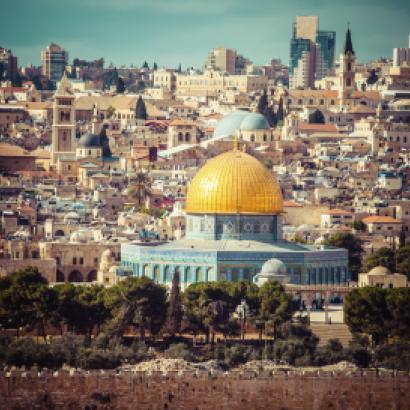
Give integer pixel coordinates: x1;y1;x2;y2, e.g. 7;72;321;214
250;134;255;142
178;132;183;142
68;270;83;282
87;270;97;282
263;134;267;142
56;270;65;282
347;62;351;72
142;264;149;277
185;132;191;142
54;229;65;238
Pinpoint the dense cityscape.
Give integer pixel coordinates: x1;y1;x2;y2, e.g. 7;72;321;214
0;5;410;409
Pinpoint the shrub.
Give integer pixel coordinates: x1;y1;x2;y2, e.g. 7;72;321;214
77;348;121;370
273;339;309;365
374;343;410;371
346;345;372;368
314;338;346;366
223;345;253;368
5;338;61;369
164;343;193;361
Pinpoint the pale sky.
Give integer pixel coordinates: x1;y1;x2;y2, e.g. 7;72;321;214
1;0;409;68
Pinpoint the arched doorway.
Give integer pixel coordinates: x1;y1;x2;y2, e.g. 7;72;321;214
54;229;65;238
68;270;83;282
56;270;65;282
87;270;97;282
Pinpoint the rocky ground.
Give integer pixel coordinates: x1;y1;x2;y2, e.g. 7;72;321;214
120;358;361;374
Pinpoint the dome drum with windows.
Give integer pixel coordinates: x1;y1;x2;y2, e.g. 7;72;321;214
119;142;350;289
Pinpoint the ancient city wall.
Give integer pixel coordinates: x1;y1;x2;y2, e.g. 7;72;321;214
0;368;409;409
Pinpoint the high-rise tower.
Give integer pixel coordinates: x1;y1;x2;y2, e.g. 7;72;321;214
51;72;76;165
289;16;336;89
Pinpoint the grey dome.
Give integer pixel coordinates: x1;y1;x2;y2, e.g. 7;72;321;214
239;113;270;131
77;133;101;148
213;110;270;138
261;258;287;276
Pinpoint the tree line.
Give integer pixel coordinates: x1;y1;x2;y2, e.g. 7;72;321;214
1;267;409;371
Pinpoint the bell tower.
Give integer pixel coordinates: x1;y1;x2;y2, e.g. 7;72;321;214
338;27;356;102
51;72;76;165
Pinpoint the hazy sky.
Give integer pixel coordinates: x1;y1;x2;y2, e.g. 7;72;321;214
2;0;410;68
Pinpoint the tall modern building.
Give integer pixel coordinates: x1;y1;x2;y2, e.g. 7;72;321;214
0;47;18;83
41;43;68;82
289;16;336;89
393;35;410;67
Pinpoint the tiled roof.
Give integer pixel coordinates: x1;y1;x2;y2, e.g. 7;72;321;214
362;216;402;224
321;209;352;216
299;123;338;133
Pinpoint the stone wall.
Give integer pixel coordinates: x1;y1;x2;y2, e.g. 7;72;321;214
0;368;409;409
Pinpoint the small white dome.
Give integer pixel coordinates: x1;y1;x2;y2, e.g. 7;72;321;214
261;258;287;276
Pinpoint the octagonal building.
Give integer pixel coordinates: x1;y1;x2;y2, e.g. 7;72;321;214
119;148;349;287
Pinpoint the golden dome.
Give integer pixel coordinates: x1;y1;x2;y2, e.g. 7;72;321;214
186;150;283;215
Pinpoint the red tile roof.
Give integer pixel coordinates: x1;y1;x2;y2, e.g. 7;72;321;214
362;216;402;224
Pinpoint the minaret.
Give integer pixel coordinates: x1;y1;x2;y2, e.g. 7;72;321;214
91;104;102;135
338;28;356;102
51;72;76;165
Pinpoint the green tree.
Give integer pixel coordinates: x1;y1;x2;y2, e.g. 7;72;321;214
116;77;125;93
276;97;284;124
385;287;410;341
352;220;366;232
363;247;396;273
135;96;148;120
396;246;410;280
344;287;390;345
323;233;363;280
257;89;269;115
182;282;233;344
164;272;183;337
105;277;167;340
130;171;150;206
0;267;55;338
99;124;112;158
256;281;295;340
366;69;378;85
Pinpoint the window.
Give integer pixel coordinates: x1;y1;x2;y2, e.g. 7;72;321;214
79;257;84;265
73;257;77;265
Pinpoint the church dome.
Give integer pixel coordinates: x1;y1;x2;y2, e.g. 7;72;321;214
239;112;270;131
213;110;270;138
185;150;283;214
77;133;101;148
213;110;249;138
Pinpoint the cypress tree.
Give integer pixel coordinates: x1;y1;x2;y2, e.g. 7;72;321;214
276;97;284;123
99;124;112;158
164;272;182;337
257;89;268;115
116;77;125;93
135;96;148;120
